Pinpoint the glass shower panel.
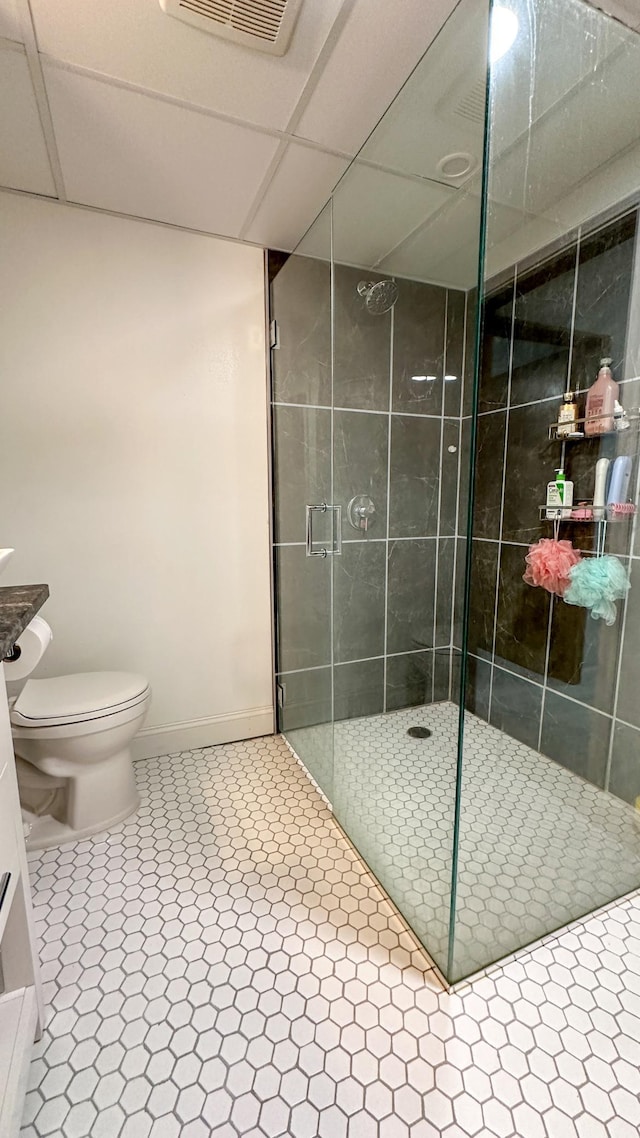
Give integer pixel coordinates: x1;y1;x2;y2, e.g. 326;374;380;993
271;204;335;800
451;0;640;982
328;0;490;979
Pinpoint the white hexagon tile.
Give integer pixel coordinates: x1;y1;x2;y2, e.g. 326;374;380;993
20;731;640;1138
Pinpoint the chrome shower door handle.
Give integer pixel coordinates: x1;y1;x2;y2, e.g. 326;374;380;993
306;503;327;558
305;503;342;557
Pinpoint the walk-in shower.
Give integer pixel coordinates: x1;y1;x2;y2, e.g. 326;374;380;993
270;0;640;984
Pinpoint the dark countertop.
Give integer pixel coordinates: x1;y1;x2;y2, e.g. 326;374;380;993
0;584;49;659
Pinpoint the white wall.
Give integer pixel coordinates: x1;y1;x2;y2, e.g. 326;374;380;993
0;192;274;756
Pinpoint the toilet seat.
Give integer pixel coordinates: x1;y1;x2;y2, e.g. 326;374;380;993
11;671;150;728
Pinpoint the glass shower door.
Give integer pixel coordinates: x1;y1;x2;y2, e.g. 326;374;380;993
270;204;336;802
327;0;490;981
450;0;640;983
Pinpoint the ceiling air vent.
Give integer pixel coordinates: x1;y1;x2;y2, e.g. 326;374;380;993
452;77;488;126
159;0;303;55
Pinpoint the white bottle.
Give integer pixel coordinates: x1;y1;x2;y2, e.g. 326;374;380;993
593;457;610;519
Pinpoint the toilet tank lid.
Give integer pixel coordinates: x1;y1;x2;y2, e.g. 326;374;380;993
12;671;150;724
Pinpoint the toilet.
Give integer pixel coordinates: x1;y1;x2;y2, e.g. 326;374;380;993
4;616;151;850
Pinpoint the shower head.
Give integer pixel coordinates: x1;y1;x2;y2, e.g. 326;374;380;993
357;279;399;315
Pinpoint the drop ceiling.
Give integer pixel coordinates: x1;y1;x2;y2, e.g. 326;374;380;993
0;0;460;250
2;0;639;270
317;0;640;289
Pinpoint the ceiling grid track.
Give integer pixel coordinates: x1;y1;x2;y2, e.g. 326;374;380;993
0;183;269;248
16;0;67;201
38;54;354;161
237;0;357;240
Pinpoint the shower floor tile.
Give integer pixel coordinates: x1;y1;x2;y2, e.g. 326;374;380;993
331;702;640;977
21;730;640;1138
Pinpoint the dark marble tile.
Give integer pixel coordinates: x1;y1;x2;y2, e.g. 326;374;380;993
463;653;491;720
615;567;640;729
451;647;463;708
608;722;640;806
388;416;441;538
444;289;466;418
436;538;455;646
467;540;498;657
267;250;290;283
272;405;331;544
386;539;437;655
385;651;433;711
275;546;330;672
434;648;451;702
334;658;384;721
604;515;636;559
489;666;543;749
478;280;513;414
463;288;479;418
277;667;331;732
472;411;506;541
453;537;467;648
333;410;388;542
509;247;576;408
540;690;612;787
392;280;446;415
333;264;392;411
440;420;461;537
570;212;637;392
495;542;550;680
457;418;472;540
502;401;561;545
547;595;622;714
333;542;386;663
271;254;331;406
620;377;640;448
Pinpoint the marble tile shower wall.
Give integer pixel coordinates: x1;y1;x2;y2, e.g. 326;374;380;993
270;256;467;730
461;209;640;807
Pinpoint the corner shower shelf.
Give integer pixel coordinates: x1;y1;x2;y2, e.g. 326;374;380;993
538;505;636;523
547;410;640;441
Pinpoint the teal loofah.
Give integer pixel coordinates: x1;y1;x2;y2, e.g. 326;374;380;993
563;555;630;625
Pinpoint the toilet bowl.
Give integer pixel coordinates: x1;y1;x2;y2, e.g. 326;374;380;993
5;619;150;850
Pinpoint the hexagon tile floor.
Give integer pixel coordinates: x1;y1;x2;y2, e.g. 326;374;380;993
331;703;640;978
21;732;640;1138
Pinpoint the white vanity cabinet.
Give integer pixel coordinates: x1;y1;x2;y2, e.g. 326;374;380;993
0;662;43;1137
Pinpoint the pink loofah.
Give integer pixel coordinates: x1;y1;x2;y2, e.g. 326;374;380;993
523;538;582;597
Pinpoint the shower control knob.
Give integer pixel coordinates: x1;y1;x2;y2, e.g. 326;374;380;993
348;495;376;532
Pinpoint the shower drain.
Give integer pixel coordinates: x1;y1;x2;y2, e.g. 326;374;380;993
407;726;432;739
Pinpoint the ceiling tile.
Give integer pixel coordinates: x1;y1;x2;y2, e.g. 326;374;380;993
379;188;485;289
331;162;454;270
244;144;348;251
589;0;640;30
356;0;487;184
0;0;21;42
294;0;458;155
43;63;281;236
379;191;564;290
30;0;345;131
294;200;332;261
0;46;55;195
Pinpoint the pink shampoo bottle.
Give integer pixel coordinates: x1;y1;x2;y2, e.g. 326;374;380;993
585;357;619;436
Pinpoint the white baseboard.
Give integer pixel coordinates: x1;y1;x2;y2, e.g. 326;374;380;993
131;705;275;761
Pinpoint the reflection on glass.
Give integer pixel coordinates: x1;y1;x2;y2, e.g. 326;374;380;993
271;203;335;800
271;0;640;985
452;0;640;982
